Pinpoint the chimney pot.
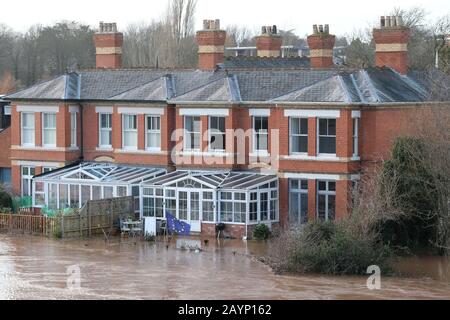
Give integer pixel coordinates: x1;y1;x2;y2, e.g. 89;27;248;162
313;24;319;34
319;25;324;33
380;16;385;27
324;24;329;34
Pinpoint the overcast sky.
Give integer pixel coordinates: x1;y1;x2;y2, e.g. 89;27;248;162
1;0;448;36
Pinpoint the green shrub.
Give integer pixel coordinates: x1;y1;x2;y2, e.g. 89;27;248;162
270;221;392;276
0;188;12;210
253;224;271;240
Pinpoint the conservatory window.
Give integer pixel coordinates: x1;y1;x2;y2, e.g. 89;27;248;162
69;184;80;208
203;192;215;222
34;181;45;207
249;192;258;222
59;184;68;209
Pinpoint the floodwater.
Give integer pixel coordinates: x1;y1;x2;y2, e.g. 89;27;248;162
0;234;449;300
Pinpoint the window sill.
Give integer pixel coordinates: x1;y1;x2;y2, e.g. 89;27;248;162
96;147;114;152
116;149;167;155
282;154;342;162
179;150;233;157
249;152;271;158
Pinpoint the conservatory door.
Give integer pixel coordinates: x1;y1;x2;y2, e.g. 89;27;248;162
177;190;202;233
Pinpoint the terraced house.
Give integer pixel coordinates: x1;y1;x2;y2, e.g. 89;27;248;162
4;17;448;238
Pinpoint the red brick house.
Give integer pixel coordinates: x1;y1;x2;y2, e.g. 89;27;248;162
4;17;449;238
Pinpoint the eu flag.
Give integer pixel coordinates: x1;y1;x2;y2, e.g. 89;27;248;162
166;211;191;236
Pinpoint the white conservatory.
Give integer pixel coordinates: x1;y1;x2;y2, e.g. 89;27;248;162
32;162;166;210
140;170;279;233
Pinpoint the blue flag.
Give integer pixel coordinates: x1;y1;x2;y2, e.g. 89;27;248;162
166;211;191;235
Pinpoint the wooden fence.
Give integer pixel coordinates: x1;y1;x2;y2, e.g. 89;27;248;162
0;196;135;238
60;196;135;238
0;214;58;236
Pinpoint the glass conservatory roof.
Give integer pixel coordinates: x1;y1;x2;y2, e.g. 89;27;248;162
34;162;166;185
142;170;278;190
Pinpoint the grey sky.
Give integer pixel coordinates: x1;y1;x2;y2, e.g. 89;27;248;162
1;0;449;36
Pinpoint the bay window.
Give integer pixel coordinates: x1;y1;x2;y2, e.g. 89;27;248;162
318;118;336;155
209;116;226;151
122;114;137;149
253;116;268;153
21;113;35;146
184;116;201;151
146;115;161;150
99;113;112;148
290;117;308;154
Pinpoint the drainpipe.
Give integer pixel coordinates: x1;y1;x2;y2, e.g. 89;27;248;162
79;103;84;161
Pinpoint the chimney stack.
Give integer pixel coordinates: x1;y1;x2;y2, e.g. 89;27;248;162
373;16;410;74
196;19;226;70
93;22;123;69
307;24;335;68
256;25;282;58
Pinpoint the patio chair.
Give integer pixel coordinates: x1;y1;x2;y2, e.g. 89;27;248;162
160;219;168;237
120;219;131;237
131;221;143;238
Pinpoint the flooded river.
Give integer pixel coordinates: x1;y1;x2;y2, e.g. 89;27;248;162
0;234;449;300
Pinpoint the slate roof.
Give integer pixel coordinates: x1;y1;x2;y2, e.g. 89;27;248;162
5;66;448;104
223;56;310;69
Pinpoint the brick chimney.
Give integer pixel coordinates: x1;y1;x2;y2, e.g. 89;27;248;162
256;25;282;57
196;19;226;70
307;24;335;68
373;16;410;74
93;22;123;69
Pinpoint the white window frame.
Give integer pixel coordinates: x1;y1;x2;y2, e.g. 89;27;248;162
42;113;57;148
252;116;269;154
353;118;359;158
289;179;309;225
99;113;112;149
122;114;138;150
317;180;336;221
21;112;35;147
145;115;161;151
289;117;308;155
70;112;77;147
21;166;35;197
208;116;226;152
317;118;337;156
184;116;201;151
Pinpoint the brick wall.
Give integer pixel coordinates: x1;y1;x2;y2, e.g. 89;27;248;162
0;127;11;168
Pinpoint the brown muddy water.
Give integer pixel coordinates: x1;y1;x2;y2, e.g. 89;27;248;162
0;234;449;300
